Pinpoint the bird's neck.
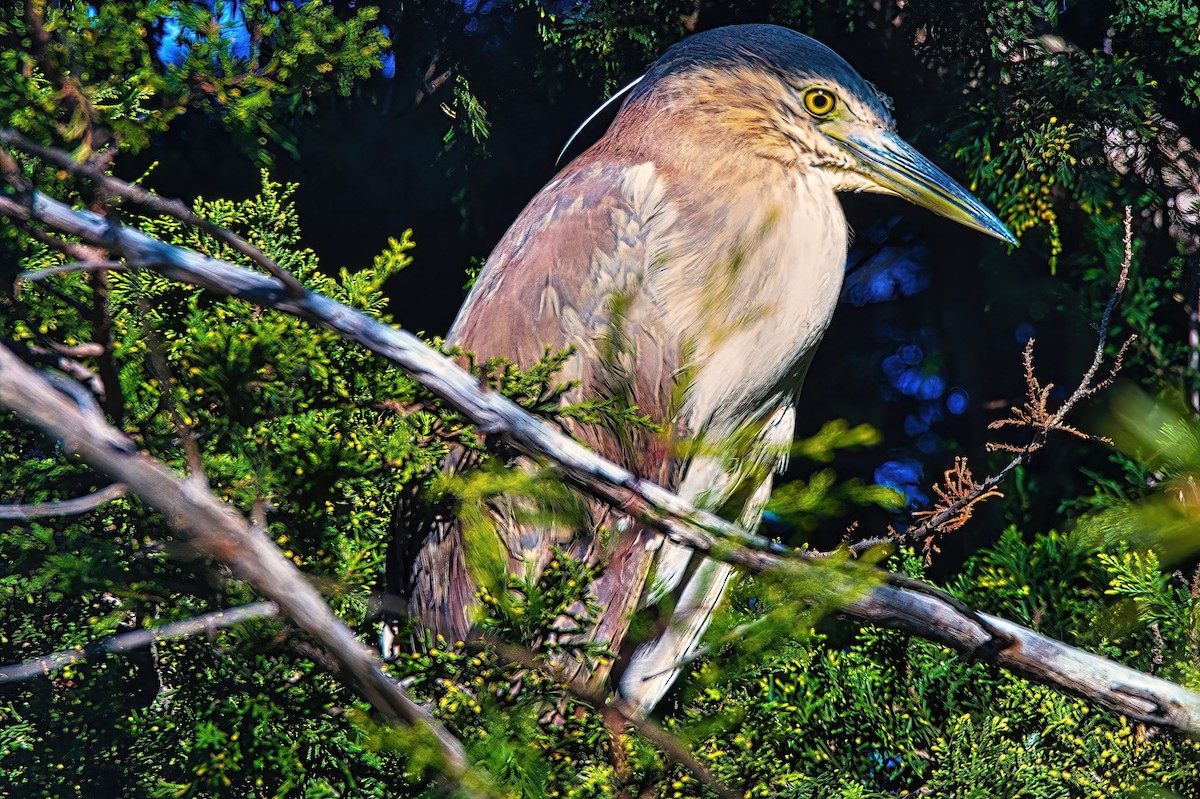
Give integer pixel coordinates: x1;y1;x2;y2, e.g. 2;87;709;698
648;161;849;433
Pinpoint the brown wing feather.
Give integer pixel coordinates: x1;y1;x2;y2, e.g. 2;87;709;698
400;152;685;667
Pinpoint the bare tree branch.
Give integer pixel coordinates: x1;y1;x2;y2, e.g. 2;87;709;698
0;129;306;298
0;482;126;520
3;186;1200;734
0;344;485;796
0;601;279;682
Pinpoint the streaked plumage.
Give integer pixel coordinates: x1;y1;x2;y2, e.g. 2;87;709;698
389;24;1013;715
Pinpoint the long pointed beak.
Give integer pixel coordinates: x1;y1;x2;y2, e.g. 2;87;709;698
834;128;1017;245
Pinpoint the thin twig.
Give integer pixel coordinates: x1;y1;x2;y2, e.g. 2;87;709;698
1016;206;1137;425
471;634;741;799
137;295;207;482
14;223;97;261
20;277;89;316
0;482;126;520
18;259;131;284
0;128;306;298
85;251;125;422
0;601;279;682
847;207;1137;555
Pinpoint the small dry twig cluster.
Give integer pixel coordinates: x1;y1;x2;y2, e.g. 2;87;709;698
986;338;1104;452
987;207;1136;456
851;207;1137;556
910;457;1003;560
986;327;1132;456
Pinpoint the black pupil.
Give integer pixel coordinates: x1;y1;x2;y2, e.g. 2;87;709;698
812;92;830;111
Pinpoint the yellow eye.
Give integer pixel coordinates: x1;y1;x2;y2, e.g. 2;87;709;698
803;88;837;117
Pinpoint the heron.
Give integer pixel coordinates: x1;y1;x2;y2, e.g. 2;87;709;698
388;23;1014;716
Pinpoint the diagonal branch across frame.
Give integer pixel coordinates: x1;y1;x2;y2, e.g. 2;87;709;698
1;175;1199;735
0;343;489;798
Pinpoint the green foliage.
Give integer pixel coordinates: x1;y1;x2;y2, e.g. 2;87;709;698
1111;0;1200;109
4;2;1200;798
439;464;590;601
383;558;643;799
1073;385;1200;562
668;544;1200;798
520;0;691;91
765;469;900;533
904;0;1194;275
0;0;389;158
950;527;1106;640
0;175;443;796
765;420;902;533
448;75;492;147
790;419;883;464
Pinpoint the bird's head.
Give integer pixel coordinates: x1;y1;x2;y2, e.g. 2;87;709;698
583;24;1015;245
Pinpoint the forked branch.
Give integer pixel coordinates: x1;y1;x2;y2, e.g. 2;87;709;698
0;482;126;520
